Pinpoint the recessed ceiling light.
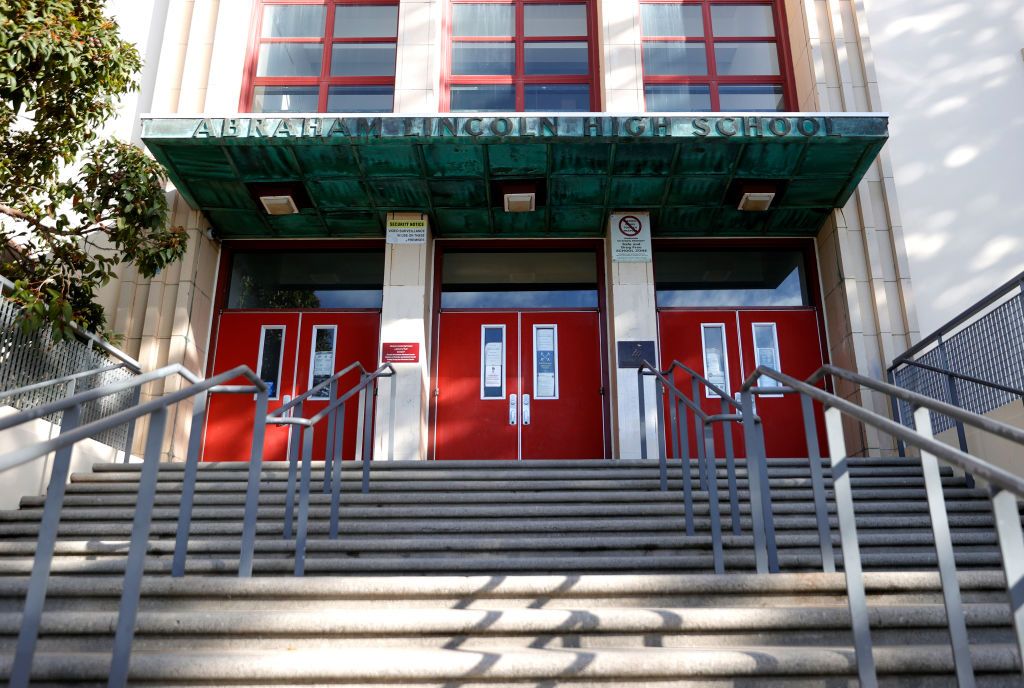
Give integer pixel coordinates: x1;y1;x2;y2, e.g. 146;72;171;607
259;195;299;216
504;192;536;213
738;192;776;212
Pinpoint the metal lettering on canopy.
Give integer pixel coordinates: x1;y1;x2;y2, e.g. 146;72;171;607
141;113;887;239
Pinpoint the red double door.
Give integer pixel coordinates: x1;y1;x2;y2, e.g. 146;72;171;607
202;311;380;462
432;311;606;460
658;309;827;458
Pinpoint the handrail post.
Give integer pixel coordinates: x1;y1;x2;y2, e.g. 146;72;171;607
720;397;741;536
704;423;725;575
913;407;975;685
360;373;374;494
753;415;779;572
322;378;338;493
283;400;303;540
637;369;648;460
108;406;169;687
740;390;768;574
990;486;1024;676
678;396;694;536
801;394;835;573
388;371;397;461
691;378;707;492
121;385;142;464
823;406;877;688
172;391;209;577
239;390;268;577
655;378;668;491
294;425;315;576
937;337;971;456
9;400;82;686
668;382;680;461
329;401;346;540
885;368;906;458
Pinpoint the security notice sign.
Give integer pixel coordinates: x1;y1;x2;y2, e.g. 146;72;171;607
610;212;652;262
386;212;428;244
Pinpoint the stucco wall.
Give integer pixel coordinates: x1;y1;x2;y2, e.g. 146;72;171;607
863;0;1024;336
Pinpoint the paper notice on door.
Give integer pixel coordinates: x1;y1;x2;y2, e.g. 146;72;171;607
537;373;556;398
313;351;334;376
484;342;503;388
757;347;777;370
536;328;554;353
534;326;557;399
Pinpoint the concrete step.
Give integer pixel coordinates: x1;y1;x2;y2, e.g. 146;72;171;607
0;604;1015;653
1;645;1019;684
0;549;1007;576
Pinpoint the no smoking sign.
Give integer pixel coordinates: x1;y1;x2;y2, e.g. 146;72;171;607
618;215;643;237
610;212;652;263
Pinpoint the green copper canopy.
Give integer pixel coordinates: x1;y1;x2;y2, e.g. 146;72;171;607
141;114;887;239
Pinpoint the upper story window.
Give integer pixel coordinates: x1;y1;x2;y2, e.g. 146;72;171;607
445;1;598;112
243;1;399;113
640;1;791;112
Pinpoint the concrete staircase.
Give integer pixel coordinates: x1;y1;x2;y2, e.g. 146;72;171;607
0;458;1020;684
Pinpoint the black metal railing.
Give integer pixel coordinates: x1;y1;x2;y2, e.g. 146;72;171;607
889;271;1024;453
265;362;397;575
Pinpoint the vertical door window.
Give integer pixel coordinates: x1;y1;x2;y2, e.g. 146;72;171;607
533;325;559;399
447;1;597;112
309;325;338;399
639;1;789;112
700;323;729;398
248;1;399;113
752;322;782;391
257;326;286;399
481;325;507;399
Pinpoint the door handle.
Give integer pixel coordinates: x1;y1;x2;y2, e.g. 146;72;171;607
522;394;531;426
509;394;517;425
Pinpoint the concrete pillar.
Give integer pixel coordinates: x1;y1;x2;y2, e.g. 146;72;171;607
374;233;434;461
606;239;660;460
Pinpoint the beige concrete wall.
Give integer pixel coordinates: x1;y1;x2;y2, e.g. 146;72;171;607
936;400;1024;483
785;0;920;456
0;406;140;510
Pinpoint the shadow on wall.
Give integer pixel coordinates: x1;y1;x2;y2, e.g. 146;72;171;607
866;0;1024;333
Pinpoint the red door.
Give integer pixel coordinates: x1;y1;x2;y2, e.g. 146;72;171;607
203;311;380;462
658;309;826;458
433;311;605;460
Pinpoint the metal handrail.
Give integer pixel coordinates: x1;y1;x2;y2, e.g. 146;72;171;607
894;270;1024;363
4;363;270;688
742;364;1024;688
634;359;775;575
0;363;127;402
266;362;397;575
894;358;1024;399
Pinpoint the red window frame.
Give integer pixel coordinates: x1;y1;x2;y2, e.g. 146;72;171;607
240;0;400;113
639;0;797;112
442;0;602;112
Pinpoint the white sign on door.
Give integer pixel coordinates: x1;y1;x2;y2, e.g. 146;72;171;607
610;212;652;263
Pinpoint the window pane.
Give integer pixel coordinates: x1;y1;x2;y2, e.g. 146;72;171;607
714;42;779;75
257;43;323;77
262;5;326;37
257;328;284;398
718;84;784;111
252;85;320;112
450;84;516;111
228;251;385;309
524;4;587;36
453;4;515;36
452;42;515;75
642;42;707;75
330;43;397;76
644;84;712;111
327;85;394;112
524;41;589;75
524;84;590;111
654;250;808;307
640;4;704;37
711;5;775;37
334;5;399;37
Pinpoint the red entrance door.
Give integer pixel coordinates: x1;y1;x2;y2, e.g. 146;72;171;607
658;309;826;458
433;311;605;460
203;311;380;462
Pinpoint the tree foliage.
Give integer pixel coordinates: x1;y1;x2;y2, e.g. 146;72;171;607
0;0;187;340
